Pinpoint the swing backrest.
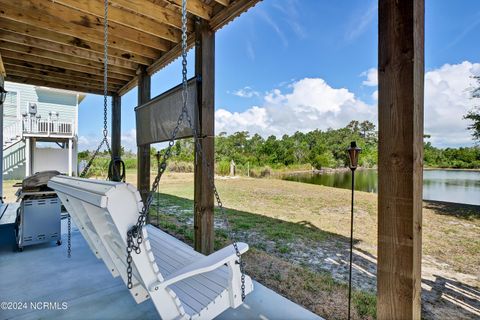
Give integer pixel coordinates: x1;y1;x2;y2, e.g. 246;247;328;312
48;175;163;304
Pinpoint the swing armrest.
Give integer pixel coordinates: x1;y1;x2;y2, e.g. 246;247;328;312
162;242;248;287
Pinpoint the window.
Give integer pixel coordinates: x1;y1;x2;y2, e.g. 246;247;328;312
3;91;20;119
4;91;17;105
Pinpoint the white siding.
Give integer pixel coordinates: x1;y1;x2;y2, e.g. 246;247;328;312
3;82;79;180
34;147;69;174
4;82;77;124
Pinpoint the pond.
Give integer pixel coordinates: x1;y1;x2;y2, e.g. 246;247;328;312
283;169;480;206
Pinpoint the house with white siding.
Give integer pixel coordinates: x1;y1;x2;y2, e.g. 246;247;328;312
2;82;84;180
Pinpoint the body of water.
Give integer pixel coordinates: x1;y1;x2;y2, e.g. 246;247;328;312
283;169;480;206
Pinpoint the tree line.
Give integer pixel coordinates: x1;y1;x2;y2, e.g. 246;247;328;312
167;120;480;171
78;120;480;177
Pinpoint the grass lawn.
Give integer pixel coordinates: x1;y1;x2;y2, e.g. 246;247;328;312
4;171;479;319
133;171;479;319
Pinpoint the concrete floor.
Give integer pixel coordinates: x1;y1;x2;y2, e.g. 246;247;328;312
0;219;322;320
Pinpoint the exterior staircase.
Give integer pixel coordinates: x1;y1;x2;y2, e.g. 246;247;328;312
3;122;25;177
3;122;23;151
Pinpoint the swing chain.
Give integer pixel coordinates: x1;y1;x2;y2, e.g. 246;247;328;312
79;0;111;179
71;0;113;258
67;214;71;258
126;0;245;300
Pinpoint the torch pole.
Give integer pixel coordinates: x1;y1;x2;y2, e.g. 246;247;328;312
348;168;355;320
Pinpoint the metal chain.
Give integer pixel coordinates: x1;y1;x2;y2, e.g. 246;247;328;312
79;0;112;179
103;0;108;141
126;0;245;300
67;214;71;258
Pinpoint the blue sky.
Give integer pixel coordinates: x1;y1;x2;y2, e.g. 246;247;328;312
78;0;480;151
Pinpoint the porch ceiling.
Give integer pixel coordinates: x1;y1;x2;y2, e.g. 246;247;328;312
0;0;260;96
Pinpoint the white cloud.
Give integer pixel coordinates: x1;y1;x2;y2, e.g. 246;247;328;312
121;129;137;153
217;62;480;147
230;86;260;98
345;1;377;41
361;68;378;86
217;78;376;137
424;61;479;146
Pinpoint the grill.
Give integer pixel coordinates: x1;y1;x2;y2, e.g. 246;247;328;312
15;171;62;252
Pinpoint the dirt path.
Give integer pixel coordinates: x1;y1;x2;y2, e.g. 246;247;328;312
237;230;480;319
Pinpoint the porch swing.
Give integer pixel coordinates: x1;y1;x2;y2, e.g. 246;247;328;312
48;1;253;319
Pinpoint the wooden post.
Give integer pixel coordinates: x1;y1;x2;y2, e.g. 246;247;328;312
68;138;72;176
25;137;31;177
377;1;424;319
0;72;4;200
111;93;121;166
137;67;151;204
194;20;215;254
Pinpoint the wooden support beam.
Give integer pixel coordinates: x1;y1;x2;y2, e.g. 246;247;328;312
0;52;5;78
167;0;213;20
214;0;230;7
210;0;261;31
6;75;115;96
377;1;424;319
137;67;151;204
6;69;120;92
0;29;139;71
0;0;164;58
55;0;182;43
2;58;125;86
112;0;190;30
118;34;195;95
0;49;131;82
0;41;135;78
194;20;215;254
4;66;121;92
111;93;122;180
117;0;261;96
0;19;153;66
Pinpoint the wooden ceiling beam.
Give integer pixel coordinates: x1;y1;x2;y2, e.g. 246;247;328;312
0;53;5;78
3;59;126;86
0;29;139;71
6;75;117;96
0;41;135;78
112;0;190;30
118;0;260;96
118;32;195;96
6;67;121;92
0;0;164;58
0;19;153;66
214;0;230;7
55;0;182;43
0;19;153;65
210;0;261;31
0;49;131;82
164;0;213;20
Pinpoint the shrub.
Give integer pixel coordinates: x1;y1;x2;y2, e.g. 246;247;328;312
167;161;194;173
216;160;231;176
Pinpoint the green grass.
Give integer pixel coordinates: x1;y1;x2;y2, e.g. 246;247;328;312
148;191;376;319
353;291;377;318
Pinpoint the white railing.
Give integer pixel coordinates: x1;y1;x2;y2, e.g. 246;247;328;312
3;144;25;174
3;122;23;147
22;117;74;137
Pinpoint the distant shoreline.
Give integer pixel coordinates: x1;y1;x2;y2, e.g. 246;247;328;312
279;166;480;176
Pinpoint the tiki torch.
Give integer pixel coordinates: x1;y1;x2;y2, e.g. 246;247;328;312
347;141;361;320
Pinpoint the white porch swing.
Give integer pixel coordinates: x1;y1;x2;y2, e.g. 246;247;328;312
48;0;253;319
